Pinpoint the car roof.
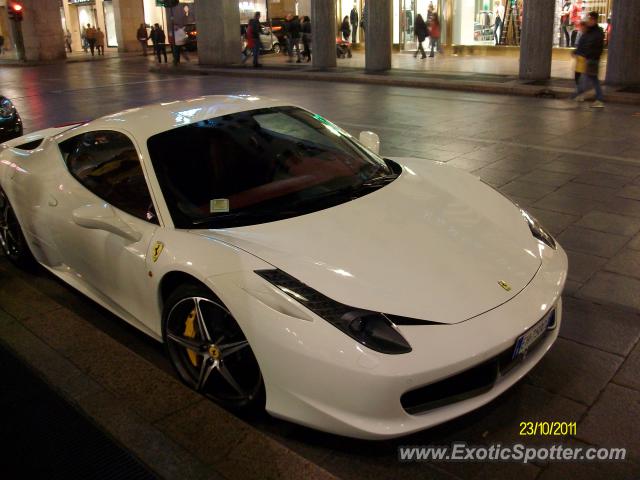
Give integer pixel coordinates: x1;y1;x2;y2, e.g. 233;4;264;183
83;95;288;140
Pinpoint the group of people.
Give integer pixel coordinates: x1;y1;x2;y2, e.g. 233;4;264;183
79;24;105;56
413;12;441;59
137;23;185;65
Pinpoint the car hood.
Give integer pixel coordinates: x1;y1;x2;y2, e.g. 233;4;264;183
197;159;542;324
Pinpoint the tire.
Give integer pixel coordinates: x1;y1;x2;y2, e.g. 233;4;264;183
0;187;36;269
162;283;265;412
272;43;281;54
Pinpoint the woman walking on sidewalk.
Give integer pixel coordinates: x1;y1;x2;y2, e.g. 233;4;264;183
429;13;441;57
414;14;428;59
301;16;312;63
95;28;105;56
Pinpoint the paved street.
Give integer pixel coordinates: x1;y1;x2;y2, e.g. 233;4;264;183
1;56;640;479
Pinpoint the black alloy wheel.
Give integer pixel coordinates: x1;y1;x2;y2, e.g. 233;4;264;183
163;284;265;411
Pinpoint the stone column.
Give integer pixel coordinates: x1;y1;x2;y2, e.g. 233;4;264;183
113;0;145;53
605;0;640;85
20;0;66;61
365;0;392;72
195;0;240;65
311;0;337;69
518;0;555;81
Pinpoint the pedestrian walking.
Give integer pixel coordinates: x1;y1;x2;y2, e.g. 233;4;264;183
137;23;148;56
493;1;505;45
0;35;5;55
151;24;168;63
429;13;441;57
340;16;353;58
570;0;582;47
64;29;72;53
572;11;605;108
95;27;105;55
286;14;302;63
85;24;97;57
413;14;428;59
350;4;359;44
81;25;88;53
560;0;572;47
172;26;190;64
248;11;262;68
301;16;312;63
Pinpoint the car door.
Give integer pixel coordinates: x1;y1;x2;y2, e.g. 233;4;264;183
49;129;160;329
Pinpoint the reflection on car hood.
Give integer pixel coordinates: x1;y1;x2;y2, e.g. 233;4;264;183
198;158;542;324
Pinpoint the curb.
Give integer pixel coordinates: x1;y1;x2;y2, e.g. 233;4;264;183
0;263;336;480
149;64;640;105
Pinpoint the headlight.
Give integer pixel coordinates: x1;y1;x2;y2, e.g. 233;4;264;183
255;269;414;354
521;209;556;249
0;98;15;119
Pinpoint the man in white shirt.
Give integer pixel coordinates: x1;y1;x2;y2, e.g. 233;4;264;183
494;1;505;45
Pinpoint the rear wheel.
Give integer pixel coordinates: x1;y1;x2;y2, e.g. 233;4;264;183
0;188;35;268
163;284;265;412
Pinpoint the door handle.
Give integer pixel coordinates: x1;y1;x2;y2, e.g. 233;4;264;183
48;196;58;207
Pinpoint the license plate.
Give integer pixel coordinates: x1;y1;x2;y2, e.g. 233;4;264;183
513;314;551;359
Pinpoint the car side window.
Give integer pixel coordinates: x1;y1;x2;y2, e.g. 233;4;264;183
58;130;158;224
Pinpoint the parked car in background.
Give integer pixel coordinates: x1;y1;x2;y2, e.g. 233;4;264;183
183;22;281;54
241;22;281;54
0;96;23;143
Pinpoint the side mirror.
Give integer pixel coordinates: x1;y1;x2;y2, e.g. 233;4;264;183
359;131;380;155
72;204;142;242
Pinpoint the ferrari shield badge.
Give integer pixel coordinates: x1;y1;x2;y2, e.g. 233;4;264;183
151;241;164;263
498;280;512;292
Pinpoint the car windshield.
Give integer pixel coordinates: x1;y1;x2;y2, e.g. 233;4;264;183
146;106;397;229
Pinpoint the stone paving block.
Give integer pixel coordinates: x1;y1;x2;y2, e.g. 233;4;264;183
526;338;623;406
534;192;606;216
77;391;216;480
487;158;536;174
419;149;462;162
0;269;62;320
539;159;591;175
555;182;618;201
618;185;640;201
22;308;202;423
459;148;507;163
614;340;640;391
563;280;583;297
577;384;640;459
579;272;640;312
446;156;495;172
498;181;559;201
591;162;640;178
218;430;337;480
629;233;640;250
437;142;482;155
605;249;640;279
155;399;252;466
573;171;630;189
537;441;640;480
565;250;607;283
473;167;521;188
525;208;578;237
560;297;640;356
557;227;628;258
600;196;640;219
517;170;575;187
575;211;640;237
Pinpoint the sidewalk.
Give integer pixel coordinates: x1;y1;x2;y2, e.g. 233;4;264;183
150;51;640;105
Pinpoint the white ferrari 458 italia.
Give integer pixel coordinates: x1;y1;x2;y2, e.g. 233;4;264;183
0;96;567;439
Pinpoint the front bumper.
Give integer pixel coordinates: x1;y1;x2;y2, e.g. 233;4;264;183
212;244;567;440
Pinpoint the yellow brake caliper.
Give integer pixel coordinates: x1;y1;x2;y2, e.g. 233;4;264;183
184;308;200;367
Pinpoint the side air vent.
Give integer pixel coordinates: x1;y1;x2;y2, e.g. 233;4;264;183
15;139;43;150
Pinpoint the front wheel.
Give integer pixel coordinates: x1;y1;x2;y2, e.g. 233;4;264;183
272;43;281;54
163;284;265;412
0;188;35;268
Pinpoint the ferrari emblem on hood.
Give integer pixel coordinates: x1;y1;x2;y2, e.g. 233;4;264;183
498;280;512;292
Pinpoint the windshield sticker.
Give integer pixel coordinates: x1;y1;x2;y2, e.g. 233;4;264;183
210;198;230;213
